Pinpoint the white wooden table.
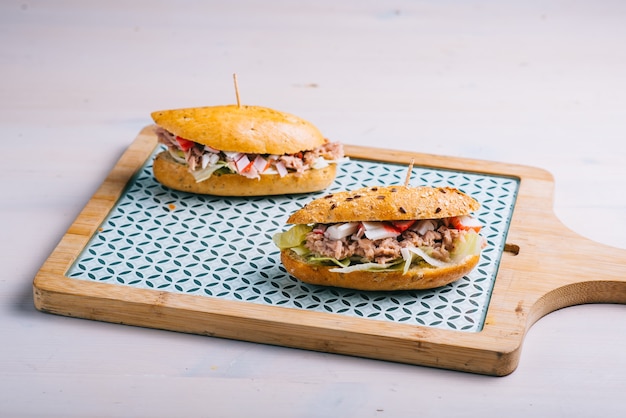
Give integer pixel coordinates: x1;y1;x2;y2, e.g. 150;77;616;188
2;1;625;416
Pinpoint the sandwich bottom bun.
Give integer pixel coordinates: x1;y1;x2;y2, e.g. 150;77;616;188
280;249;480;291
152;151;337;196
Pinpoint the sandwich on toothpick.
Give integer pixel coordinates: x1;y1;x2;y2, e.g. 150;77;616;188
151;75;345;196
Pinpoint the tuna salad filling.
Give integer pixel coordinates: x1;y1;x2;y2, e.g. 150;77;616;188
273;216;484;274
155;127;345;183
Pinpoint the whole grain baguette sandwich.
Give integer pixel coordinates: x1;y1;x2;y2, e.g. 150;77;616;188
273;185;485;291
151;105;345;196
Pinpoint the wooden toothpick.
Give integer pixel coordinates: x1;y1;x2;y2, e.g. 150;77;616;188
233;73;241;107
404;158;415;187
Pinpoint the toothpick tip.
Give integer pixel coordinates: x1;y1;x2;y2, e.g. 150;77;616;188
404;158;415;187
233;73;241;107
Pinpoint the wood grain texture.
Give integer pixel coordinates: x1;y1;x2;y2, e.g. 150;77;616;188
33;126;626;376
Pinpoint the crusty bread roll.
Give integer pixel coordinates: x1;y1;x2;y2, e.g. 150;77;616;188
153;151;337;196
151;105;326;154
281;250;480;291
150;104;342;196
275;185;484;291
287;185;480;224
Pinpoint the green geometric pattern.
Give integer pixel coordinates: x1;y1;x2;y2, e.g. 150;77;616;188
68;149;518;332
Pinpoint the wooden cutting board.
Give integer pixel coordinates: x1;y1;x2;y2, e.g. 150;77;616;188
33;126;626;376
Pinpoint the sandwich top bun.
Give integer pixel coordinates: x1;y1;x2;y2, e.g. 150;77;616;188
287;185;480;224
151;105;326;154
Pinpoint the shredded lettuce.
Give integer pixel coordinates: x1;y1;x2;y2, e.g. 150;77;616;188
400;247;450;275
329;259;404;273
311;156;329;170
309;256;351;268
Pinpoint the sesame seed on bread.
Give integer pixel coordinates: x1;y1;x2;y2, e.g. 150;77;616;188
286;185;479;224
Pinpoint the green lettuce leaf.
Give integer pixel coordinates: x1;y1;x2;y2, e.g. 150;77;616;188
272;224;313;250
450;229;483;262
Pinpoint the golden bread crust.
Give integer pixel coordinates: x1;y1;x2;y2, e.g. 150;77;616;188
151;105;326;154
280;250;480;291
287;185;479;224
152;151;336;196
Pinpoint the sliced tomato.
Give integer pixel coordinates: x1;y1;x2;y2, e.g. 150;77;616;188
175;136;195;152
390;220;415;233
449;215;482;232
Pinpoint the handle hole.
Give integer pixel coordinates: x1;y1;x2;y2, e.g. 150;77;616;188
504;243;520;255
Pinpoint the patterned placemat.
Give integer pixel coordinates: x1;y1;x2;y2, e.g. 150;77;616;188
68;150;518;332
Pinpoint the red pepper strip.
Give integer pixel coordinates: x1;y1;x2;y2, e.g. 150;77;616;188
390;220;416;233
175;136;195;152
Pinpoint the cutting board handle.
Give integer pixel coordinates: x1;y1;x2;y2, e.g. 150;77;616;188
514;219;626;324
